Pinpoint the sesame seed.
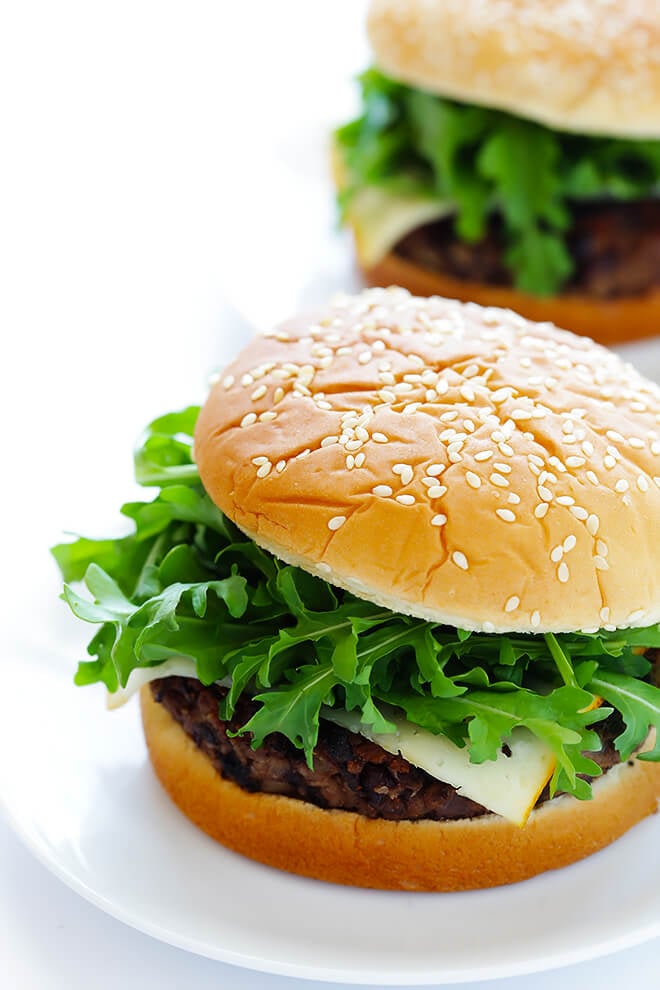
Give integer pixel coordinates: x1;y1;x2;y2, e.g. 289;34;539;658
223;374;235;389
596;540;608;557
321;436;339;447
531;610;541;628
556;496;575;506
372;432;389;444
538;485;553;502
550;546;564;563
427;463;445;475
452;551;469;571
431;514;447;527
345;439;362;451
496;508;516;522
483;621;496;633
570;506;588;521
594;556;609;570
275;460;286;473
607;430;625;443
586;514;600;536
628;437;644;449
240;413;257;428
251;385;267;401
241;373;254;387
466;471;481;489
499;443;515;457
396;494;416;505
600;607;610;622
346;454;355;470
328;516;346;532
460;385;475;402
358;351;372;365
427;485;448;499
373;485;393;497
490;473;509;488
296;448;311;460
508;493;521;504
563;535;577;552
615;479;629;493
474;450;493;462
260;411;277;422
505;596;520;612
637;475;650;492
557;563;569;583
586;471;599;485
535;503;549;519
393;464;414;485
355;453;366;468
566;456;586;468
256;462;272;478
493;462;511;473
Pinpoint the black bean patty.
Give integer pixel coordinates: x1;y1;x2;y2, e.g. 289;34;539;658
151;676;628;821
396;199;660;299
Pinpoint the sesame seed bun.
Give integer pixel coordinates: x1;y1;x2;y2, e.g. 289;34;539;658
367;0;660;138
194;288;660;635
141;686;660;891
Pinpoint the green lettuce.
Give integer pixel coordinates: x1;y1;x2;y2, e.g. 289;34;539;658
52;408;660;800
335;69;660;296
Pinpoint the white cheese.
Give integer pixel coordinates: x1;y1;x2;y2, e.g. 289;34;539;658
324;708;555;827
347;186;453;268
106;658;201;709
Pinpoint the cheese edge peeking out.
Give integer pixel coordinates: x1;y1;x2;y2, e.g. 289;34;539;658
331;139;453;268
347;186;454;268
110;665;555;825
324;708;556;827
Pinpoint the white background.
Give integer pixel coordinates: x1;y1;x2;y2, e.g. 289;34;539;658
1;2;658;987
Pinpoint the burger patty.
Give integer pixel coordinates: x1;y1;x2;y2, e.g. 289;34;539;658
395;199;660;299
151;676;627;822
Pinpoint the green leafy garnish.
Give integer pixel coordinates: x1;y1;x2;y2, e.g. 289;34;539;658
52;408;660;798
335;69;660;295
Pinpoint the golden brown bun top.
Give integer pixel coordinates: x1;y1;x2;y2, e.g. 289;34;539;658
195;288;660;634
367;0;660;138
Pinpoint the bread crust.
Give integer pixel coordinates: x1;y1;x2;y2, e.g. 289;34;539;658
368;0;660;138
364;251;660;347
141;688;660;892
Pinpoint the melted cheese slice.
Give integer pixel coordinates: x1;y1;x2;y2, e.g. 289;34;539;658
109;667;555;825
347;186;453;268
324;708;556;827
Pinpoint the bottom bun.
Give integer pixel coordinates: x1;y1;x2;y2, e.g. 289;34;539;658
363;252;660;347
141;687;660;892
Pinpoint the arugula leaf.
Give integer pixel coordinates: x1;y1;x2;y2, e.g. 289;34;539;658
336;69;660;295
53;407;660;803
589;671;660;761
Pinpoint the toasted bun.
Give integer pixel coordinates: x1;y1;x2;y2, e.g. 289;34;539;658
363;251;660;347
141;687;660;891
368;0;660;138
194;288;660;634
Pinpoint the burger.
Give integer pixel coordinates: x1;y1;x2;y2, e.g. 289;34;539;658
334;0;660;345
53;287;660;891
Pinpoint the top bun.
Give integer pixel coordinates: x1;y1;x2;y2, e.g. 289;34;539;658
367;0;660;138
195;288;660;634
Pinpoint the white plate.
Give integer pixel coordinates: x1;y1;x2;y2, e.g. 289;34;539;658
1;585;659;987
